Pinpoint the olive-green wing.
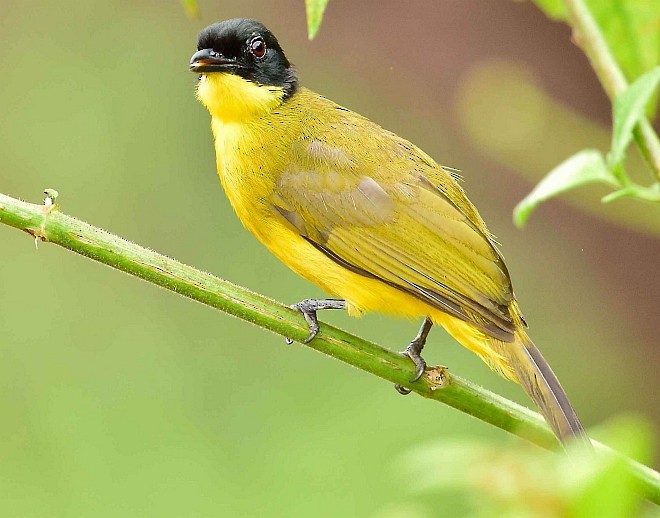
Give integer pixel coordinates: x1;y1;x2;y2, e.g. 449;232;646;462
271;154;516;341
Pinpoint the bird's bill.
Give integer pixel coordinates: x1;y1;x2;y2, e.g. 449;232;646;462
189;48;241;73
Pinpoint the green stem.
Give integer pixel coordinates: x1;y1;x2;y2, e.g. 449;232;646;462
564;0;660;181
0;190;658;504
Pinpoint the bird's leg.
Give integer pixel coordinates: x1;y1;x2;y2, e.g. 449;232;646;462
287;298;346;344
402;316;433;381
395;317;433;395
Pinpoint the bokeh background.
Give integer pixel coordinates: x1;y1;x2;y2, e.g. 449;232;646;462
1;0;658;516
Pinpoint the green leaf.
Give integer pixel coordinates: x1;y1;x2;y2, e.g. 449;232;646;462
565;417;653;517
608;66;660;169
602;182;660;203
589;1;660;82
398;417;654;516
180;0;199;18
514;149;616;227
530;0;568;20
530;0;660;81
305;0;329;40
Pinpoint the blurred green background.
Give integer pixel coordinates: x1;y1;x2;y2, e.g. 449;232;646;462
1;0;658;516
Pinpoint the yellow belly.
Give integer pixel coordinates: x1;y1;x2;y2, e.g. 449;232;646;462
255;216;513;376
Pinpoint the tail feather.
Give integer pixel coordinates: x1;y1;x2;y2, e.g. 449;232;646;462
510;333;589;445
432;310;589;445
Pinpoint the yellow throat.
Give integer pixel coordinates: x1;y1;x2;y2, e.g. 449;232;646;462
196;73;285;122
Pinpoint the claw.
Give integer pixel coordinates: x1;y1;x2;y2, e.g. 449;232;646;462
301;322;319;344
404;344;427;383
395;384;412;395
393;317;433;393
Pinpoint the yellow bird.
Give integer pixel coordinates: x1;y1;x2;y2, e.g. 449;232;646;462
190;18;586;444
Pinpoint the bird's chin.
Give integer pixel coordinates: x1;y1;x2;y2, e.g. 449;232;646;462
195;73;285;121
190;64;240;74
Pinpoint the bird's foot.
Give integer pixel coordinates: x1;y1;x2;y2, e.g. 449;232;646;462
286;298;345;344
394;317;433;395
402;338;428;383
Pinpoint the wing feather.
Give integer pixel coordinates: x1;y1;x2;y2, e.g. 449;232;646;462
272;126;517;341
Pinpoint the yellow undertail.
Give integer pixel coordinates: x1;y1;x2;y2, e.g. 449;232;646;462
438;312;587;445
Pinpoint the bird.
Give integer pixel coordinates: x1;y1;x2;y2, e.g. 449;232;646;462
190;18;587;445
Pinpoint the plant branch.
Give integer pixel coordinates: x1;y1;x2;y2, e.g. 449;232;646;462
564;0;660;181
0;190;658;504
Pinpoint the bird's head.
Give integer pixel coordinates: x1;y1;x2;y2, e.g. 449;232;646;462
191;19;297;121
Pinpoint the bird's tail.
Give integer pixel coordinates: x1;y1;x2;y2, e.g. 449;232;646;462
433;309;589;446
507;330;588;446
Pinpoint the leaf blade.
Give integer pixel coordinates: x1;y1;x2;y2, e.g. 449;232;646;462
608;66;660;169
530;0;568;20
181;0;199;18
514;150;616;227
305;0;329;40
530;0;660;81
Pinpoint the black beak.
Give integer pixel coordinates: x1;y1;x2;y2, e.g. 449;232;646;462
189;48;241;73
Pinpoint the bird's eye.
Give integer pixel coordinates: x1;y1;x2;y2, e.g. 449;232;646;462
250;37;266;58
